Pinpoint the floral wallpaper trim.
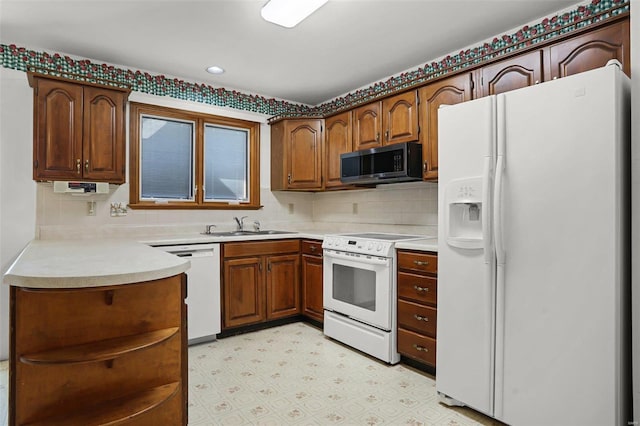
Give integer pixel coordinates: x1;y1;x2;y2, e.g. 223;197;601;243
0;0;628;119
0;49;314;117
313;0;629;118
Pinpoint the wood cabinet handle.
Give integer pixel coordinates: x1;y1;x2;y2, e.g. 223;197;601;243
267;262;271;272
376;132;380;142
259;262;263;271
413;260;429;266
76;159;81;174
413;285;429;292
287;174;291;184
413;314;429;322
310;246;317;252
85;159;89;172
385;130;389;141
412;344;428;352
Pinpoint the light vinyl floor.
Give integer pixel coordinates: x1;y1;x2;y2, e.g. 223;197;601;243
0;322;498;425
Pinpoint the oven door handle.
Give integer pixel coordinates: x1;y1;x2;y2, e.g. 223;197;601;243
323;250;390;266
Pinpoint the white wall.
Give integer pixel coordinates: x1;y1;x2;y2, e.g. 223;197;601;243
630;0;639;422
0;68;37;360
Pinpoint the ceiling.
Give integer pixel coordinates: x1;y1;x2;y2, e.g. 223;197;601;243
0;0;579;106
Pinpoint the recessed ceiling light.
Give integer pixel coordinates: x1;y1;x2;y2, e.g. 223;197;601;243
261;0;328;28
206;66;225;75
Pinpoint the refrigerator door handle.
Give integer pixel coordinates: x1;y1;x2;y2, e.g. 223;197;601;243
494;155;505;264
482;156;492;264
494;95;506;265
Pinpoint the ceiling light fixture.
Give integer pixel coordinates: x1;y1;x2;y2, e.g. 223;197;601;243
206;65;225;75
260;0;328;28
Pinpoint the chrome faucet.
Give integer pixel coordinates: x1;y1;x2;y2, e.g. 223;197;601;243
205;224;216;234
234;216;248;231
253;220;261;232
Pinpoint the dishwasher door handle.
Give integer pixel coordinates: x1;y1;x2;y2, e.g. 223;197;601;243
174;251;214;258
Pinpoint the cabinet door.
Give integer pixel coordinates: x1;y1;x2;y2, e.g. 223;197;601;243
33;78;83;181
352;101;382;150
479;50;544;96
382;91;419;145
223;257;264;328
266;254;300;320
548;19;630;79
286;119;323;190
418;73;473;180
302;254;323;323
83;86;126;183
325;111;352;188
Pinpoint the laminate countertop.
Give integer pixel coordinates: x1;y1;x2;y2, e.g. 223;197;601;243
3;239;190;289
395;238;438;252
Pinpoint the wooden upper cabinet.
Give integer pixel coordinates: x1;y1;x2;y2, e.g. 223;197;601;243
547;19;630;79
479;50;544;96
30;73;128;183
418;72;473;180
270;119;324;191
325;111;352;188
33;78;83;181
352;101;382;150
82;86;126;182
382;91;419;145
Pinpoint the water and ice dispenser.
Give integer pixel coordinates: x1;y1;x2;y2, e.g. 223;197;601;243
444;177;484;249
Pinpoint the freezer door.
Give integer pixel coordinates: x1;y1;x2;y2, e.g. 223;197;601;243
436;96;496;416
494;64;629;425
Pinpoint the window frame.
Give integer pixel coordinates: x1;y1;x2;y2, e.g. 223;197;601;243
129;102;261;210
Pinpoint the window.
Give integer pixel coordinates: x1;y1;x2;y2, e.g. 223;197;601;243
129;103;260;209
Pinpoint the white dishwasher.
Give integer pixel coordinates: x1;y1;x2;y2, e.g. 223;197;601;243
153;243;221;344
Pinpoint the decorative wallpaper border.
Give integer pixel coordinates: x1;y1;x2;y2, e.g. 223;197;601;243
0;0;629;119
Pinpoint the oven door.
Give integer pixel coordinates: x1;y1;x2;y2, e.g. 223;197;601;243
323;249;393;330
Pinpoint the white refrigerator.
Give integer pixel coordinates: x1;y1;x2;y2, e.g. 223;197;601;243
436;61;631;426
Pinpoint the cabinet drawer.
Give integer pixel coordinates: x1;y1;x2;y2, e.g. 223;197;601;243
397;299;437;337
301;240;323;256
397;251;437;274
223;239;300;258
398;272;437;305
398;328;436;366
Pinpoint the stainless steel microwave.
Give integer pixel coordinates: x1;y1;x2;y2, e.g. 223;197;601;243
340;142;423;185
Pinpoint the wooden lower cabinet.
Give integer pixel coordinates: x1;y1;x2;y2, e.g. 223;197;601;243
10;275;188;426
301;240;324;323
397;250;438;368
222;240;301;329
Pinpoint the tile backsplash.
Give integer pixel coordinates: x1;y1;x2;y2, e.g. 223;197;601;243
37;181;438;239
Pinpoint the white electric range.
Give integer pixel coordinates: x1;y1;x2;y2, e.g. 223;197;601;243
322;232;423;364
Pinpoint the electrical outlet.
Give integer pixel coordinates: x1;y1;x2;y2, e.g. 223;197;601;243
87;201;96;216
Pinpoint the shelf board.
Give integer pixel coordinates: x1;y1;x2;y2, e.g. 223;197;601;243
22;381;180;426
20;327;179;365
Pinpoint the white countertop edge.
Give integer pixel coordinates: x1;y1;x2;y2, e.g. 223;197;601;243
395;238;438;252
3;240;190;289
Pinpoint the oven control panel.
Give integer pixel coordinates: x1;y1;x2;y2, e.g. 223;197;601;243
323;237;393;257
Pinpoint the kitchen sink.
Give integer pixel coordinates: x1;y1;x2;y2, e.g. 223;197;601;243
202;230;296;236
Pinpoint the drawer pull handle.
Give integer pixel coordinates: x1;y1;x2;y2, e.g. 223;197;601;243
413;285;429;293
414;314;429;322
413;260;429;266
412;344;428;352
310;246;317;252
104;290;114;305
76;159;81;174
